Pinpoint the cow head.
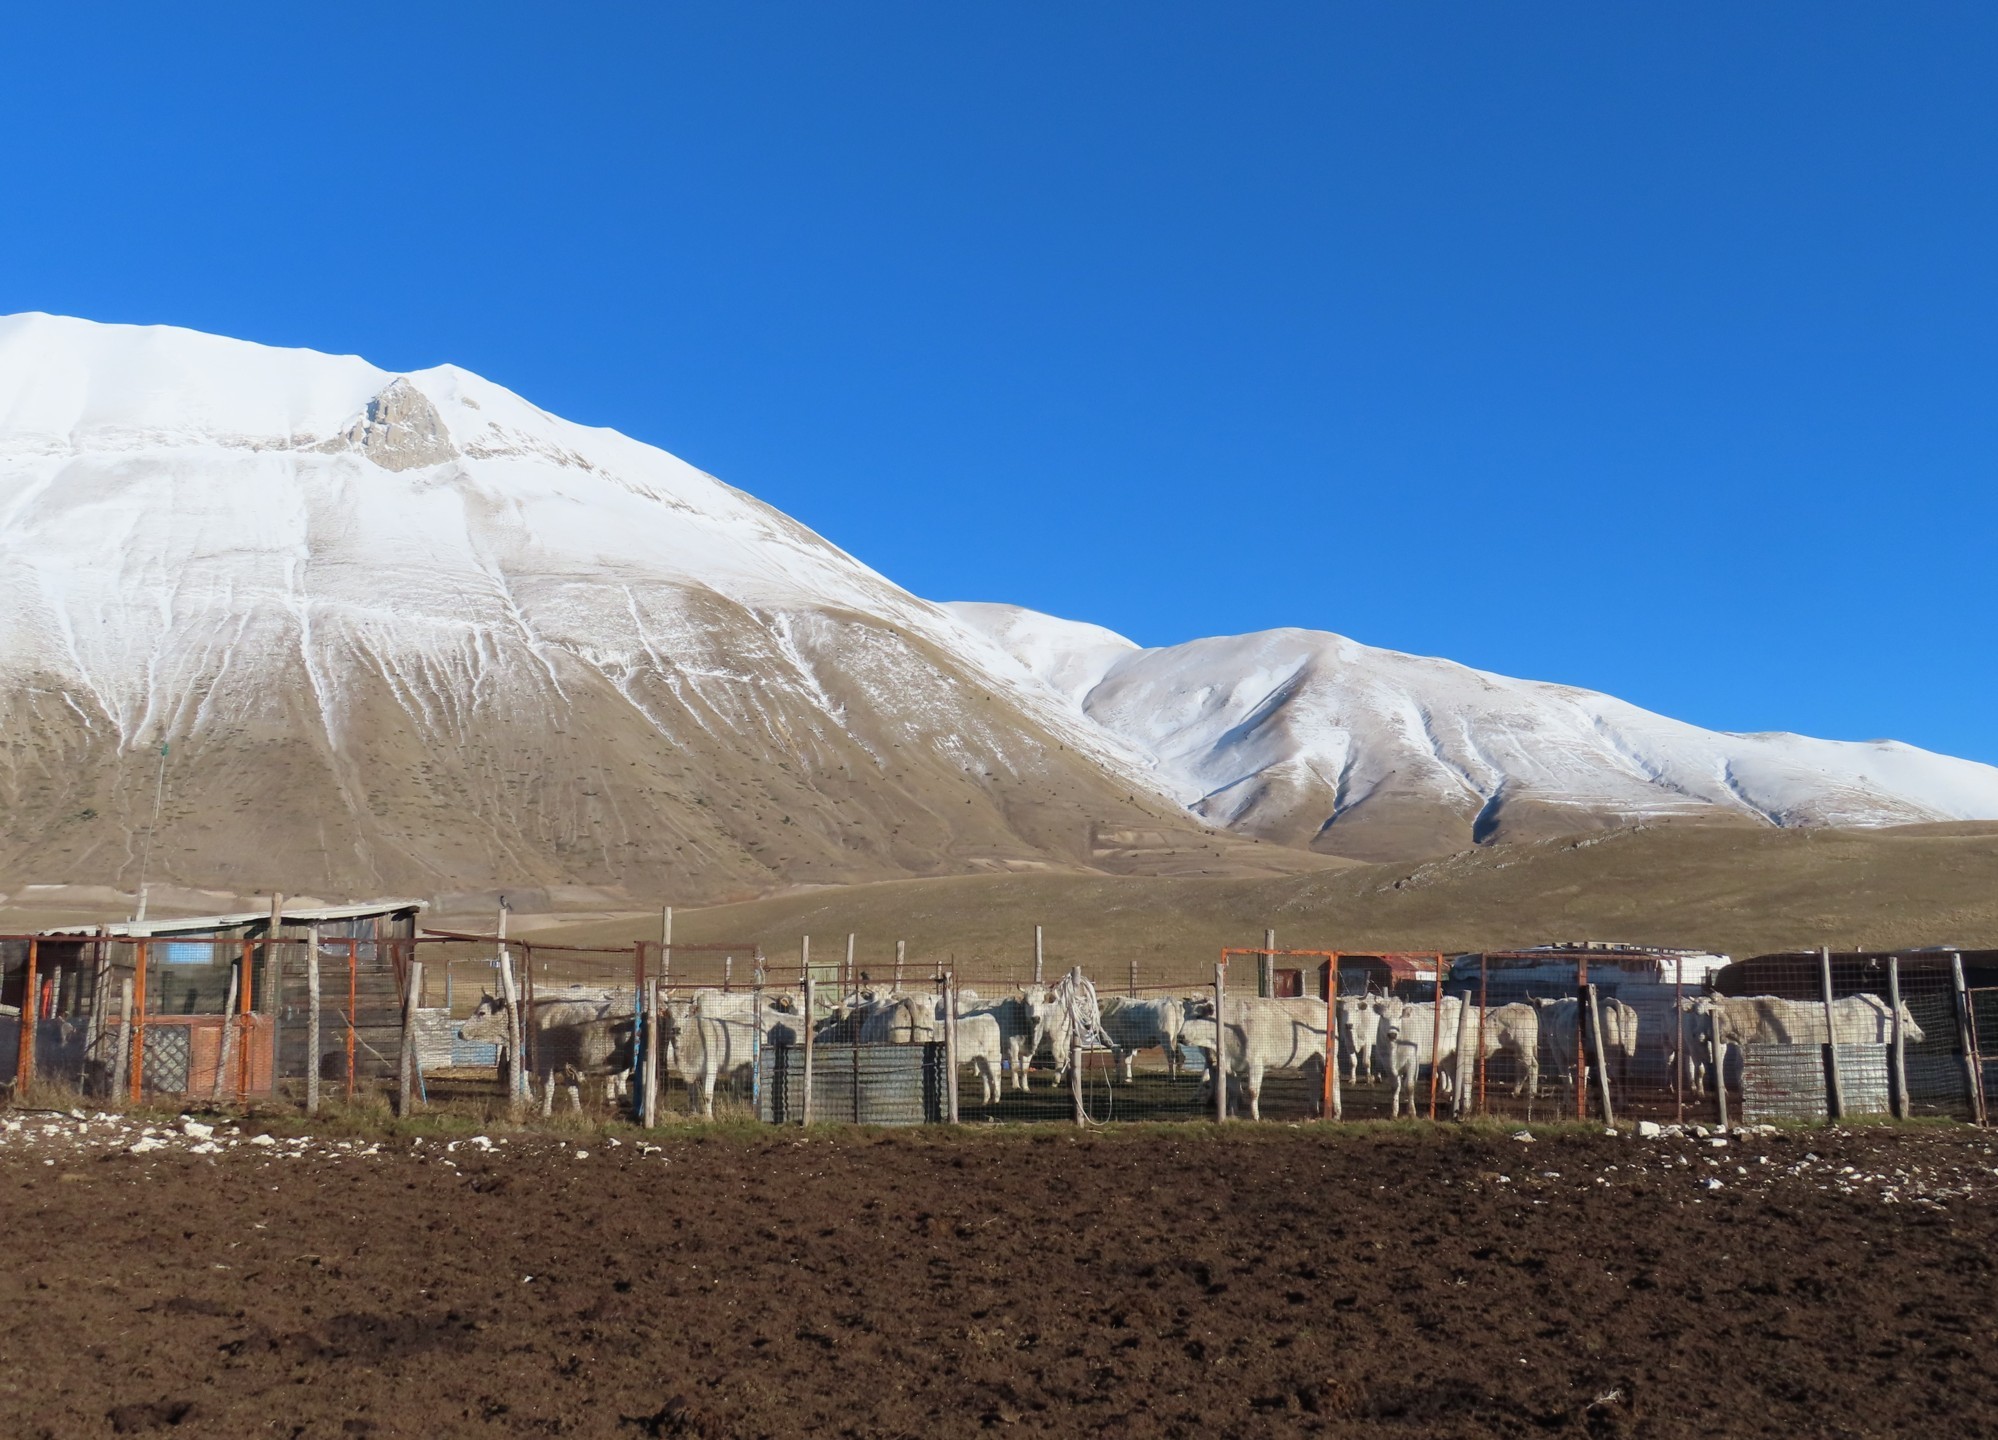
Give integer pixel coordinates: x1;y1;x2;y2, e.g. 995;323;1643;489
456;992;510;1044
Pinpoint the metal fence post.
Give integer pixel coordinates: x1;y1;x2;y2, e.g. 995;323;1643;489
1887;957;1909;1121
1213;962;1227;1123
1819;947;1845;1122
1952;952;1985;1125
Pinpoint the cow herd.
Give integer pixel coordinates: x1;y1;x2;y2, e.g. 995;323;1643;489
453;977;1929;1122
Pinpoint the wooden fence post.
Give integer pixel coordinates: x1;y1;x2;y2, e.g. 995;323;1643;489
1322;981;1342;1121
1819;947;1845;1122
1067;967;1085;1127
130;940;149;1105
894;940;904;990
1586;983;1615;1129
305;927;322;1116
845;934;856;995
114;977;134;1104
1260;929;1276;1000
1887;956;1909;1121
345;938;359;1103
211;965;240;1103
263;893;284;1098
642;978;661;1128
396;959;423;1119
14;938;37;1094
1128;959;1138;998
1213;963;1227;1123
944;971;961;1125
1951;951;1985;1125
801;966;815;1126
1712;1010;1729;1132
1033;926;1044;988
496;941;523;1111
1674;957;1686;1127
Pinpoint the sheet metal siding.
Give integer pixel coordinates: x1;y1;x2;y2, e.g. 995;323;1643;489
1741;1043;1892;1122
757;1043;945;1124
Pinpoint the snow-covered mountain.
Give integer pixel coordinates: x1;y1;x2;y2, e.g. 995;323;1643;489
949;603;1998;860
0;314;1280;903
4;312;1990;904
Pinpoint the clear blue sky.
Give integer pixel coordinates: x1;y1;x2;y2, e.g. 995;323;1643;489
4;5;1994;762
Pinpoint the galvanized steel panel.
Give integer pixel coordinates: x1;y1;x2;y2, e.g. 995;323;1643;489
1741;1042;1892;1121
758;1042;945;1124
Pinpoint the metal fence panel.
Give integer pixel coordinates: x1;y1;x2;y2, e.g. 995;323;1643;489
757;1042;944;1124
1741;1042;1892;1122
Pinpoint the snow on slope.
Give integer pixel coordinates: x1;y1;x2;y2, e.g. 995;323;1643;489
948;602;1998;854
0;314;1196;898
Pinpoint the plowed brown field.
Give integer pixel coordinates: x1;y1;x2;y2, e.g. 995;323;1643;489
3;1123;1994;1438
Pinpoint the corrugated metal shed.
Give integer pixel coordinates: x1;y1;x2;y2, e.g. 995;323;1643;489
757;1043;945;1124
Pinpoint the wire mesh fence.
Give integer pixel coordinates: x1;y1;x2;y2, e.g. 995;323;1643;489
4;930;1990;1131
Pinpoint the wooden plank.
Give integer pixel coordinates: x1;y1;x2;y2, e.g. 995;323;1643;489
305;927;321;1115
1887;956;1908;1121
1586;983;1615;1129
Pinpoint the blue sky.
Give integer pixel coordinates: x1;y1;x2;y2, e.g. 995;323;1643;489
4;5;1994;762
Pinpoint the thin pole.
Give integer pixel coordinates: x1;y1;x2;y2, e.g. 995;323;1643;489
801;964;816;1127
1887;957;1908;1121
894;940;904;990
346;937;358;1101
237;938;255;1098
1213;962;1227;1123
210;963;239;1102
1034;926;1044;987
263;894;284;1096
130;940;149;1104
1262;929;1276;1000
1575;954;1589;1122
14;938;37;1093
1819;947;1845;1122
305;927;321;1115
1674;957;1685;1126
1586;984;1615;1129
845;934;855;996
1952;952;1985;1124
641;978;661;1128
945;970;961;1125
661;906;673;991
1427;959;1445;1121
114;977;134;1103
1476;960;1489;1116
1128;958;1138;999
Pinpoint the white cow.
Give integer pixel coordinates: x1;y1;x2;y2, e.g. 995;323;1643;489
1186;996;1330;1121
458;988;634;1113
1096;995;1188;1082
960;991;1051;1092
842;990;1006;1105
1675;994;1925;1091
1335;995;1390;1085
1532;996;1641;1094
1377;997;1464;1119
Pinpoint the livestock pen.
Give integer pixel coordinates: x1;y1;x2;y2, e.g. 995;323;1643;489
10;921;1990;1136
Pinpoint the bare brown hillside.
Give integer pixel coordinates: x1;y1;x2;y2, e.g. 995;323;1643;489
517;822;1998;981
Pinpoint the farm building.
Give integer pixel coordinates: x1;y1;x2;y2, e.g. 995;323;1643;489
3;899;424;1098
1270;953;1445;1000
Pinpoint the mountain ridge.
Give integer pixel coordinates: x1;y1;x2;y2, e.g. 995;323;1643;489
2;312;1991;901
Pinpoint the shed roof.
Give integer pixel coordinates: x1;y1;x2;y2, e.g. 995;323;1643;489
44;899;426;939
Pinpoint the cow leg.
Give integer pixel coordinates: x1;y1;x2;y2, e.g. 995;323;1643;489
700;1067;718;1120
1245;1060;1265;1122
541;1073;555;1118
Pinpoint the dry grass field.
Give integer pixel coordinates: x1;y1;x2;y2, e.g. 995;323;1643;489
516;821;1998;984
